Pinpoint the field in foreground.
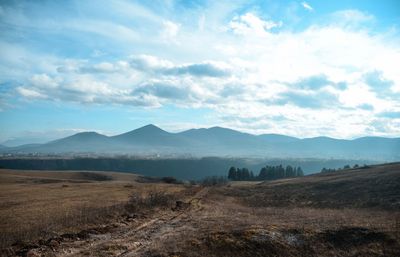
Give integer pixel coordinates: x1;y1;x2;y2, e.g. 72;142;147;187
1;163;400;256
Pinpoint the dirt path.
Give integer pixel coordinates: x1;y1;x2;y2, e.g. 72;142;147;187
118;187;209;257
30;187;210;257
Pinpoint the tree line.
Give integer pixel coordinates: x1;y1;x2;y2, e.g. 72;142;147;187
228;165;304;181
320;164;369;173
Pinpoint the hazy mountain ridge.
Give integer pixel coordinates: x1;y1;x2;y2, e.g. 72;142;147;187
1;124;399;160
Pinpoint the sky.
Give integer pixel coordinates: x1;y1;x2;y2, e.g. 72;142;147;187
0;0;400;145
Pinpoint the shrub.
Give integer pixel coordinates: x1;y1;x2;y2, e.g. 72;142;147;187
125;191;174;213
201;176;228;186
161;176;182;184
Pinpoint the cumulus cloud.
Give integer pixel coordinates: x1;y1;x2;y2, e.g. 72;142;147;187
2;1;400;138
17;74;160;107
166;62;230;77
133;81;196;101
129;55;173;72
65;55;232;78
229;13;281;36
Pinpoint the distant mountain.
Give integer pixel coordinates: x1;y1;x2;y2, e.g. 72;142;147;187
178;126;263;154
112;124;190;147
1;124;399;161
258;134;300;143
1;137;52;147
24;132;112;153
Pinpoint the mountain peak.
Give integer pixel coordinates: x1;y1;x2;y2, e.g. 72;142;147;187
208;126;224;130
142;124;161;129
207;126;239;132
70;131;105;138
134;124;167;133
47;131;108;145
112;124;170;141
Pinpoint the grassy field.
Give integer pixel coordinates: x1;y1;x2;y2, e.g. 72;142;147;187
0;170;189;250
0;163;400;256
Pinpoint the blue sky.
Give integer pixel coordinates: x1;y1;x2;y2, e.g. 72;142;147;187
0;0;400;145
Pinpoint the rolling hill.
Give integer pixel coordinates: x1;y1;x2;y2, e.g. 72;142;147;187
1;124;399;160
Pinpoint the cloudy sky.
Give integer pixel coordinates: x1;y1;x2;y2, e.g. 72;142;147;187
1;0;400;144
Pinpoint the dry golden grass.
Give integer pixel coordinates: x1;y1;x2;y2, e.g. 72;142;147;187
1;164;400;257
222;162;400;210
0;169;186;248
138;164;400;257
141;186;400;257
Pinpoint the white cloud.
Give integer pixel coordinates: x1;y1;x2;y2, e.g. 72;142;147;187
2;2;400;138
301;2;313;12
161;20;180;42
16;87;46;99
30;74;59;88
229;13;281;36
17;74;161;107
129;54;174;71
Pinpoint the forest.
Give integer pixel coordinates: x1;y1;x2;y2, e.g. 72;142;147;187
228;165;304;181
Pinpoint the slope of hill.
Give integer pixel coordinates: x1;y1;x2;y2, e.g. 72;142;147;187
223;162;400;210
2;163;399;256
1;124;399;160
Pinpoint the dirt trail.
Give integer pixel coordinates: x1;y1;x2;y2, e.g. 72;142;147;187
32;187;210;257
119;187;209;257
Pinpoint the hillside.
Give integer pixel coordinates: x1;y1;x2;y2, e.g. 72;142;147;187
222;162;400;210
1;163;399;256
1;125;399;160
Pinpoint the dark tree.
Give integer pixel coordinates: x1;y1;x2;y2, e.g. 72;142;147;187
241;168;250;180
250;171;255;180
285;165;294;177
296;167;304;176
259;167;267;180
228;166;237;180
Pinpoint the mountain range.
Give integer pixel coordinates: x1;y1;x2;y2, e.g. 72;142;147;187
1;124;399;160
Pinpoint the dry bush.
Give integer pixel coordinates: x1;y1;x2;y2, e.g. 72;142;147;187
201;176;228;186
125;191;175;213
161;176;182;184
